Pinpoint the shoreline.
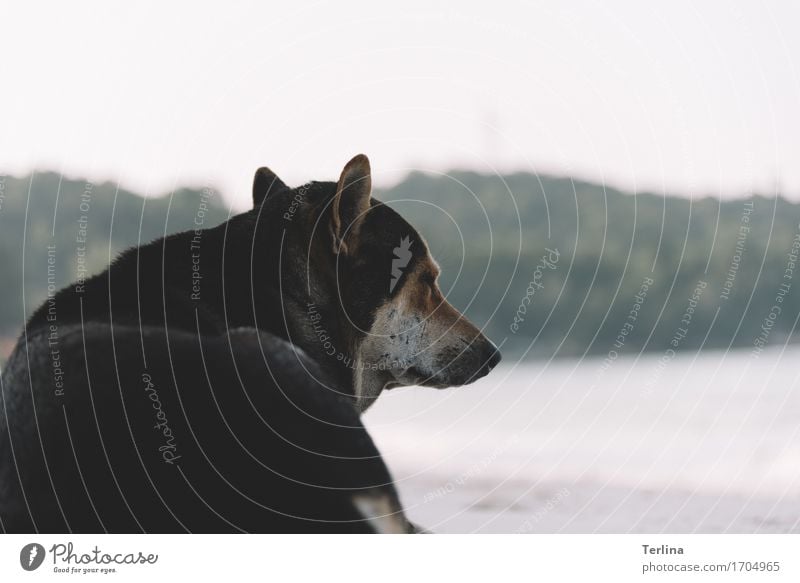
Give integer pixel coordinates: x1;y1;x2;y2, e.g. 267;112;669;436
392;470;800;534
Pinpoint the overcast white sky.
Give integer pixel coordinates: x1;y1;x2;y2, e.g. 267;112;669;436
1;0;798;208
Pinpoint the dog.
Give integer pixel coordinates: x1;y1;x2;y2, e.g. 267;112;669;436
0;154;501;533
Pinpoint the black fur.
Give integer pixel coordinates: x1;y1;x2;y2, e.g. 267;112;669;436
0;160;426;533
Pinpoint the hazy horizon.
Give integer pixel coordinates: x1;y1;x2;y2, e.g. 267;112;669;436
2;1;799;208
3;162;790;214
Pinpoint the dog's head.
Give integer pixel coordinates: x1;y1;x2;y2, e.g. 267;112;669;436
253;154;501;411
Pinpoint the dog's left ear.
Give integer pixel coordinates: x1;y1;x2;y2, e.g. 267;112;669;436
330;154;372;255
253;167;288;207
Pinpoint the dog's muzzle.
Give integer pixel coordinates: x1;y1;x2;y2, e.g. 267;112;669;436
414;339;502;388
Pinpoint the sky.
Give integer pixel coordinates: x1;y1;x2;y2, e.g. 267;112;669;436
1;0;799;209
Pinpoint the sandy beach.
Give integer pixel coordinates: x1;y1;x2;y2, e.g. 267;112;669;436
390;472;800;533
364;349;800;533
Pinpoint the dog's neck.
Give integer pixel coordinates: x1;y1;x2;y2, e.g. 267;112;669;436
268;236;367;408
283;271;392;413
244;202;394;413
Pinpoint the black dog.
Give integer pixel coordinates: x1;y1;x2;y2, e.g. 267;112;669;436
0;155;500;533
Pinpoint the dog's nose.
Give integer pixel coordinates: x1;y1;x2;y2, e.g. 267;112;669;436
487;345;502;370
486;342;503;372
449;339;502;386
478;341;501;377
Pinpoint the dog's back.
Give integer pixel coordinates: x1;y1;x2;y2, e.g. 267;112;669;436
0;322;409;533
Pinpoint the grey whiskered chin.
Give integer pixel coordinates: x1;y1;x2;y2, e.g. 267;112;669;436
388;364;457;389
381;363;435;389
399;346;503;389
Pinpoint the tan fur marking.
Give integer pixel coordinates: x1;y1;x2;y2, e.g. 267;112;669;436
353;250;487;411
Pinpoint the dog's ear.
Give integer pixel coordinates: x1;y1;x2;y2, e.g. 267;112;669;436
253;167;288;207
330;154;372;255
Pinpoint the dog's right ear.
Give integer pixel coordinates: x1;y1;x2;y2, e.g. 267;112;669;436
330;154;372;255
253;167;288;207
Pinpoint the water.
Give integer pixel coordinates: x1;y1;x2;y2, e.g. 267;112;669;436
364;346;800;532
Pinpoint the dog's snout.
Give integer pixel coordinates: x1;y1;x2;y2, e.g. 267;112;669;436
414;303;503;387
